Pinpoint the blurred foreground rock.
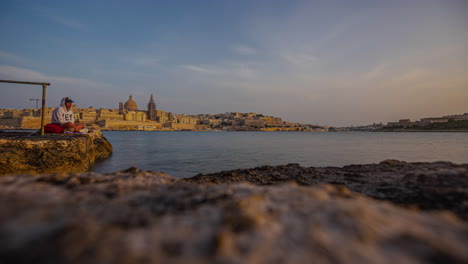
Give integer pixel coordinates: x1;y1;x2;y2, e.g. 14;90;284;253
1;164;467;264
0;129;112;175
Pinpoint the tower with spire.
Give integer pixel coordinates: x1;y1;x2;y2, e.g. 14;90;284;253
147;94;157;121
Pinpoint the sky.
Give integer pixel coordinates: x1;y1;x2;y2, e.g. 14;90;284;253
0;0;467;127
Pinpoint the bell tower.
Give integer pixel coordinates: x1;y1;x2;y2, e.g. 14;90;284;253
147;94;157;121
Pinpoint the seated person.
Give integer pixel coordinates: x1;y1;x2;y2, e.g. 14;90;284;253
51;97;85;132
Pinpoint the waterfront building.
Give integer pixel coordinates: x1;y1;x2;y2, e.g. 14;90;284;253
242;119;266;128
79;107;98;124
124;111;147;122
97;109;123;121
174;114;198;125
441;113;468;121
419;118;450;126
201;119;222;127
260;116;284;127
156;110;172;123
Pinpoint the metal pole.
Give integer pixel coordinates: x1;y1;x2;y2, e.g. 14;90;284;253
40;84;47;135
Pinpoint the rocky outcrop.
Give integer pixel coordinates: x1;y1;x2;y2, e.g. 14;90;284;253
0;129;112;175
0;165;467;264
187;160;468;220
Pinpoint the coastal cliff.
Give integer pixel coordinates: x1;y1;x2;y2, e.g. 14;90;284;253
0;162;467;263
0;129;112;175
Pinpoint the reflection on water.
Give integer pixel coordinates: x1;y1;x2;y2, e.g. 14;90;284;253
90;131;468;178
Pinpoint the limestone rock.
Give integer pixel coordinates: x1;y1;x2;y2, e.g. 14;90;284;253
0;129;112;175
0;167;467;263
186;161;468;220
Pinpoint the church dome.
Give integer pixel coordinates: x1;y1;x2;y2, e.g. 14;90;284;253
124;95;138;111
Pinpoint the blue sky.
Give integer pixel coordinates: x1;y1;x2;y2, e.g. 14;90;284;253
1;0;467;126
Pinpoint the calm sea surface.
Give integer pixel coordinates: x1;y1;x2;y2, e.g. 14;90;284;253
90;131;468;178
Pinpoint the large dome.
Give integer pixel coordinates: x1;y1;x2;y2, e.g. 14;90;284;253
124;95;138;111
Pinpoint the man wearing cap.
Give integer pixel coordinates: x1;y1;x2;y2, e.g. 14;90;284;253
51;97;84;132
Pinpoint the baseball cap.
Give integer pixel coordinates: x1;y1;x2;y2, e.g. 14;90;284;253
65;97;74;103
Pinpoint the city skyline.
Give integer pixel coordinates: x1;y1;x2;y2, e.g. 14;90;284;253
1;0;467;127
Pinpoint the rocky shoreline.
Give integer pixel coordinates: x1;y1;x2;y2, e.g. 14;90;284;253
0;161;467;263
187;160;468;220
0;129;112;175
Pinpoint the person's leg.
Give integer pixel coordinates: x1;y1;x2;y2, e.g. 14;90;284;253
74;123;85;131
61;122;74;128
60;122;74;132
61;122;85;132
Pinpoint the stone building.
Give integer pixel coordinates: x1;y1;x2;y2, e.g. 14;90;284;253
79;107;98;124
201;119;222;127
174;114;198;125
97;109;123;121
156;110;172;123
260;116;284;127
442;113;468;121
124;111;147;122
242;119;266;128
419;118;450;126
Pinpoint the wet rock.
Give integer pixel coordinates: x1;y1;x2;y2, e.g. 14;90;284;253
186;161;468;220
0;167;467;264
0;129;112;175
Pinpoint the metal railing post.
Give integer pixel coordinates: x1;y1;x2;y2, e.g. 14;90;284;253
40;83;47;135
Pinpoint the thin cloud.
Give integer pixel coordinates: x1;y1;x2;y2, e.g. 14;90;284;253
0;65;113;108
231;44;257;55
362;63;389;81
179;63;260;81
0;65;108;89
280;52;318;65
0;65;45;81
132;58;160;66
180;65;224;75
53;16;85;30
391;68;430;84
236;65;258;79
37;9;86;30
0;51;35;67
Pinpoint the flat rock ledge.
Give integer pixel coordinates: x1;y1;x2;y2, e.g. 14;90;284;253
0;129;112;175
1;162;467;264
187;160;468;220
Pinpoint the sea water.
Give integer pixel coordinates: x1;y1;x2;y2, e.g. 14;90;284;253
90;131;468;178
